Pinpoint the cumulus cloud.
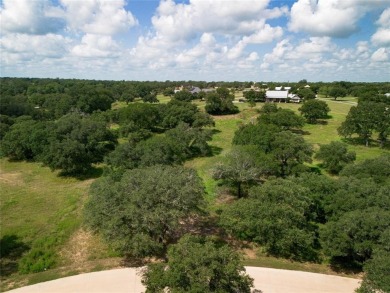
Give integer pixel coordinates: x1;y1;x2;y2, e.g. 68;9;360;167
371;48;389;62
71;34;120;58
262;37;346;75
372;8;390;46
129;0;285;73
0;33;71;65
0;0;65;35
289;0;390;38
151;0;285;42
60;0;138;35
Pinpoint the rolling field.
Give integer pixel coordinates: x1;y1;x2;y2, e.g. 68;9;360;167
1;96;388;289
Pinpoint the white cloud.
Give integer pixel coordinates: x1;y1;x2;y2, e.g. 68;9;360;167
242;24;283;44
372;28;390;47
288;0;390;38
151;0;285;42
371;48;388;62
71;34;120;58
372;8;390;46
60;0;138;35
377;7;390;27
263;39;293;64
129;0;285;74
0;0;64;35
0;33;71;60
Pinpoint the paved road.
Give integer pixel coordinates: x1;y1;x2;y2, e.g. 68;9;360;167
7;267;360;293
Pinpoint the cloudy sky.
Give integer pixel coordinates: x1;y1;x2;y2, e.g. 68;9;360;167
1;0;389;82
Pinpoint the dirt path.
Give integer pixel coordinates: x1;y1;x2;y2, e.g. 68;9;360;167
6;267;360;293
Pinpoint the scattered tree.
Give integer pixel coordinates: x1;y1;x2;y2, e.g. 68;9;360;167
258;108;305;130
298;99;330;124
212;146;276;197
243;90;266;103
315;141;356;174
328;86;347;100
297;88;316;100
220;179;317;261
338;102;389;147
142;235;253;293
1;119;52;161
270;131;313;177
85;165;205;257
173;90;193;102
205;87;238;115
42;114;117;175
233;123;280;153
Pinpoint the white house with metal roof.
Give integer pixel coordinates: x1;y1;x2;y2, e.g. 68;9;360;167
265;90;289;102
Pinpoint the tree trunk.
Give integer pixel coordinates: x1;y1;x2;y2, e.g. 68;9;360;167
237;182;242;198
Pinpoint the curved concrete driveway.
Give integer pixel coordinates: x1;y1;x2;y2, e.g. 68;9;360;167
7;267;360;293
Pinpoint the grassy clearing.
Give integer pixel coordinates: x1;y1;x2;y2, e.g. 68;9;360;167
0;159;117;291
0;160;89;243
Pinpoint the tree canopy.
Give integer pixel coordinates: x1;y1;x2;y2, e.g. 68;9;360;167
298;99;330;124
219;179;317;261
205;87;238;115
84;165;205;257
212;146;276;197
142;235;253;293
338;101;389;147
315;141;356;174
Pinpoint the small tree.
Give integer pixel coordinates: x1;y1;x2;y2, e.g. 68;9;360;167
205;87;238;115
329;86;347;100
142;235;254;293
270;131;313;177
338;102;387;147
212;146;276;197
315;141;355;174
297;88;316;100
243;90;265;104
258;108;305;130
299;99;330;124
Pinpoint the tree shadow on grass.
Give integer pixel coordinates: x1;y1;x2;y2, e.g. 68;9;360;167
340;137;377;147
292;129;311;135
208;146;223;156
329;257;362;275
0;235;30;277
59;166;104;180
315;120;329;125
210;128;221;135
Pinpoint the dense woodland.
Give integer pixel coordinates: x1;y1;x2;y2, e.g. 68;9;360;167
1;77;390;292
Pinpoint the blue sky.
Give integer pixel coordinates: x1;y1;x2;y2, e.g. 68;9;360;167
1;0;389;82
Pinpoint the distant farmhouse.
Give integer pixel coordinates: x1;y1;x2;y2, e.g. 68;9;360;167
265;90;289;103
265;86;302;103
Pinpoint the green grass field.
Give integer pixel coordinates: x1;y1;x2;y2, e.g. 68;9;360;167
2;96;388;289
